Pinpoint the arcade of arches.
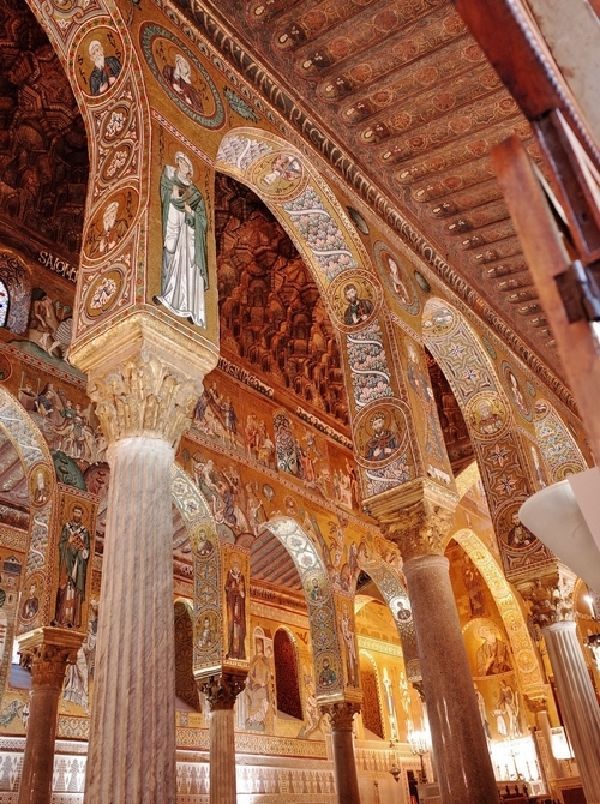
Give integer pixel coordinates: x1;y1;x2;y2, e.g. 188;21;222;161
0;2;599;804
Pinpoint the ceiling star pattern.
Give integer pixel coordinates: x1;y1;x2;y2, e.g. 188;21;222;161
192;0;559;375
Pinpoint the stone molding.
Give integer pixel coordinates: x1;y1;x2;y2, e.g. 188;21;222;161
320;701;360;732
366;479;457;560
196;671;247;711
17;627;84;689
69;311;218;444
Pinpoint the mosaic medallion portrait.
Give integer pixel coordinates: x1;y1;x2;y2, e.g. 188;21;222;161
373;242;420;316
140;24;225;130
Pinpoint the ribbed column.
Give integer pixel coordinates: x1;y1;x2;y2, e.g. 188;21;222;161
404;554;498;804
17;629;82;804
544;620;600;804
322;702;360;804
84;437;175;803
199;673;246;804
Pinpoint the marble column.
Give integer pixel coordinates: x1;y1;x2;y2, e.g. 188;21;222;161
70;315;216;804
369;483;498;804
17;628;82;804
526;698;560;793
85;436;176;802
544;620;600;804
199;672;246;804
322;702;360;804
403;553;499;804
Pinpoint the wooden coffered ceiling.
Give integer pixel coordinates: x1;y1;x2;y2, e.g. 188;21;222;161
180;0;566;383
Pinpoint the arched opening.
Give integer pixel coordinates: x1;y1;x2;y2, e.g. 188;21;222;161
273;629;302;720
359;652;384;739
174;600;199;712
422;297;544;576
214;171;349;432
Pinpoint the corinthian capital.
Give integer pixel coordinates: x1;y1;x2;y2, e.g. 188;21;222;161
320;701;360;732
197;671;247;711
69;310;218;444
366;478;458;560
18;627;83;689
519;564;577;631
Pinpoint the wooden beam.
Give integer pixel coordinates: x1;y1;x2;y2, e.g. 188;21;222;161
492;136;600;462
453;0;561;118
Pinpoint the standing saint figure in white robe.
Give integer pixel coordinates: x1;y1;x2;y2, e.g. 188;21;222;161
156;151;208;327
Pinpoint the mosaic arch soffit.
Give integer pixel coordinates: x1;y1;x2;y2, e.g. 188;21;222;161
0;386;56;633
261;515;346;698
533;400;588;483
215;127;374;307
455;460;482;501
0;386;54;476
216;128;419;500
451;527;545;695
260;515;329;588
171;464;212;526
356;554;416;648
421;296;558;578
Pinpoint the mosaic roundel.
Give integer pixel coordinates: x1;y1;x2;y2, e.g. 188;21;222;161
83;186;139;262
248;151;308;201
329;270;380;332
501;362;531;421
140;24;225;130
84;268;124;318
497;502;536;552
353;402;407;467
373;241;420;316
465;392;510;441
75;27;126;100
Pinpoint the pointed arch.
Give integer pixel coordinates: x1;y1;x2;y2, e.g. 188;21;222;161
215;127;417;499
423;297;547;577
261;516;346;701
450;527;545;697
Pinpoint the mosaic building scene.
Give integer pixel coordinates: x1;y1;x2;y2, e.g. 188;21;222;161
0;1;598;803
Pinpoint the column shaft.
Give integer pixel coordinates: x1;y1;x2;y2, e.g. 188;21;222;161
199;673;245;804
17;630;81;804
404;554;498;804
209;708;236;804
85;437;175;804
544;621;600;804
324;703;360;804
19;666;65;803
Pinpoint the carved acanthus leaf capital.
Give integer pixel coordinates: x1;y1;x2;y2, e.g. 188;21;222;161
197;671;247;711
519;565;577;631
320;701;360;732
524;695;548;715
367;480;457;561
69;311;218;445
18;627;84;688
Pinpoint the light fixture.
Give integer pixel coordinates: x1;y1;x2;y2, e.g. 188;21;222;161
408;727;431;783
388;737;402;782
519;468;600;592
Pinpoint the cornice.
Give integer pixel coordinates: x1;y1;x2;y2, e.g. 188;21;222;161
164;0;578;416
